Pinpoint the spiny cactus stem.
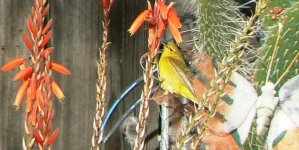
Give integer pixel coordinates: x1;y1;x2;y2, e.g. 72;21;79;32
178;0;269;149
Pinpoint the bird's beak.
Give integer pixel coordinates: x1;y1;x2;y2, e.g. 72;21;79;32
159;42;167;51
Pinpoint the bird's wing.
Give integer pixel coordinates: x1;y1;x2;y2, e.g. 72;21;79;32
168;59;195;93
266;75;299;149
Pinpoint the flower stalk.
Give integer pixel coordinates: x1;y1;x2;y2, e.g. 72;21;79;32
1;0;70;149
128;0;182;149
91;0;114;149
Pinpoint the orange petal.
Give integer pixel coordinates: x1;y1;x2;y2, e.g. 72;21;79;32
50;108;55;121
157;18;166;38
46;121;53;135
102;0;108;9
42;19;53;35
31;102;38;125
33;129;43;144
37;15;43;30
36;89;45;112
168;19;182;43
1;57;27;72
42;4;50;17
109;0;115;7
27;18;37;38
48;128;59;145
150;38;160;58
38;0;43;7
40;30;53;48
26;88;32;112
44;109;49;123
148;25;155;46
47;128;59;145
30;74;37;100
51;62;71;75
158;1;168;20
128;10;151;35
169;8;182;28
13;67;33;81
166;2;175;12
23;33;34;51
51;80;65;101
40;47;55;57
37;114;43;130
14;80;30;109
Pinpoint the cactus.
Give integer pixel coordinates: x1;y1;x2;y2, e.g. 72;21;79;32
255;1;299;90
197;0;262;80
198;0;246;60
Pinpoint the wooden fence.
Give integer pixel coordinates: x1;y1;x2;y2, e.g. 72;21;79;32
0;0;160;149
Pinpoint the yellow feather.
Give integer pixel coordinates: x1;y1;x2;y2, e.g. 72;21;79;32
158;42;201;104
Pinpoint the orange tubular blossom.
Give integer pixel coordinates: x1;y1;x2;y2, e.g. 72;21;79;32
50;62;71;76
47;128;59;145
128;10;151;35
168;18;182;43
14;80;30;109
23;33;34;51
13;67;33;81
51;80;65;101
40;47;55;58
1;57;27;72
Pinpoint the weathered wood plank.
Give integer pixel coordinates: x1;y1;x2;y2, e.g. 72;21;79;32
0;0;160;149
0;0;35;149
50;0;100;149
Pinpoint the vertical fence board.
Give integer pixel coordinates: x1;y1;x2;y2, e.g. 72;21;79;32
0;0;160;149
0;0;35;149
50;0;99;149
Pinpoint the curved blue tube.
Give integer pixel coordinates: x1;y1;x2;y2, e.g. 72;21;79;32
101;68;158;133
102;98;142;143
101;76;143;132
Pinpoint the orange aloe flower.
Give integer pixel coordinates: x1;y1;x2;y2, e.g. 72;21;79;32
31;102;38;125
40;47;55;57
47;128;59;145
0;57;27;72
42;4;50;17
14;80;30;109
30;73;37;100
102;0;114;10
128;10;152;36
27;18;37;38
1;0;70;148
102;0;108;10
40;30;53;48
23;33;34;51
51;80;65;101
168;9;182;28
50;62;71;76
168;18;182;43
42;19;53;35
36;89;45;111
33;129;44;144
128;0;182;57
46;121;53;135
13;67;33;81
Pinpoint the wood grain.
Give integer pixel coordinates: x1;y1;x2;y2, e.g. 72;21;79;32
0;0;160;149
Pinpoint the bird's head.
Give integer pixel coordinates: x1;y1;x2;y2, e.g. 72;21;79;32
162;42;183;58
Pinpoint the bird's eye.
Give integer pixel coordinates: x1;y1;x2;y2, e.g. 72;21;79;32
169;48;174;52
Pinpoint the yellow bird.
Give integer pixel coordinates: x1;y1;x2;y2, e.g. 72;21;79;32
158;42;201;105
